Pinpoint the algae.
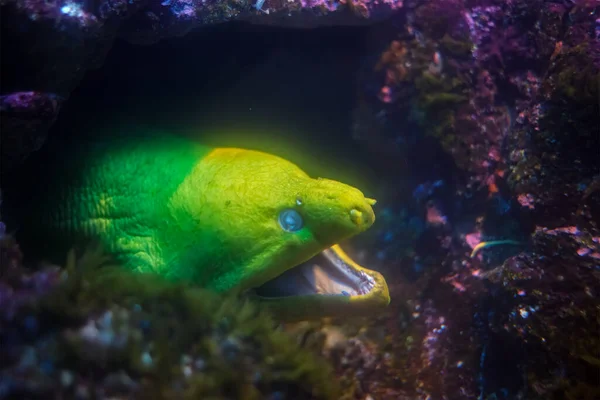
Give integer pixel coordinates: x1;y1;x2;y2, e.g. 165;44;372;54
5;243;340;399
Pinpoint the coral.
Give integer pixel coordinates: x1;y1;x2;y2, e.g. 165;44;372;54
366;24;477;171
483;228;600;399
439;34;473;58
507;4;600;231
0;92;64;175
411;0;468;40
0;239;339;399
544;41;600;103
354;0;580;182
346;1;600;398
281;307;416;399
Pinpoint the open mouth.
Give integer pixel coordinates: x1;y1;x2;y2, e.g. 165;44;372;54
252;246;380;299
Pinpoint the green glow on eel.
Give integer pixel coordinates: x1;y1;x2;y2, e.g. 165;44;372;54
17;132;390;320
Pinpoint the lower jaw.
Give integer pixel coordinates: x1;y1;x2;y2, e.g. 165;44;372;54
248;245;390;322
254;290;390;322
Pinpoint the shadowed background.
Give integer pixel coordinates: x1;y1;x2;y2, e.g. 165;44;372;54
44;22;384;197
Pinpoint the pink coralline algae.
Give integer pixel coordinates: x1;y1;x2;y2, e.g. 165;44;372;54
516;193;535;209
0;92;63;117
0;92;64;174
346;0;599;398
0;236;64;321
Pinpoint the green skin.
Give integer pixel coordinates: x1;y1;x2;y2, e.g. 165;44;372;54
19;132;390;318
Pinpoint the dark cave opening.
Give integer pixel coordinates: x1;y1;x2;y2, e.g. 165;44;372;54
45;21;383;193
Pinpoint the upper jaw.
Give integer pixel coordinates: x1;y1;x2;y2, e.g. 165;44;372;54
247;244;390;321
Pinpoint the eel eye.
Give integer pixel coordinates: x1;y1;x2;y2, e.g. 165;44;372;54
278;209;303;232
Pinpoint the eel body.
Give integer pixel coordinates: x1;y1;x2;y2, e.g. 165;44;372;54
13;131;390;319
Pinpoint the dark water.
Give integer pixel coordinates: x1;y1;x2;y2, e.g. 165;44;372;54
48;22;382;195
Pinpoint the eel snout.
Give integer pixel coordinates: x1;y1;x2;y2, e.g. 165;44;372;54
303;178;377;242
349;199;376;228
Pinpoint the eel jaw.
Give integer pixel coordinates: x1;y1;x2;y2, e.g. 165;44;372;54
248;244;390;321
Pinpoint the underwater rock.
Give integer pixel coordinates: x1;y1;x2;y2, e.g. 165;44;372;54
482;227;600;399
0;0;404;173
507;7;600;231
352;0;594;186
0;238;340;399
342;0;599;398
0;92;65;175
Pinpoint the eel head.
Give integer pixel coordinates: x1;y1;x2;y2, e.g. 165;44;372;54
187;148;390;320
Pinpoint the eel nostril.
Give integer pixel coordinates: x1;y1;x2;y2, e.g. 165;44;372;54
350;208;365;225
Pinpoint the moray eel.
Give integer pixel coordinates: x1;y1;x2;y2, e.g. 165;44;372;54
12;131;390;320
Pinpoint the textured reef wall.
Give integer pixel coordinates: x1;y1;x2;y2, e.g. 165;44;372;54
321;0;599;398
